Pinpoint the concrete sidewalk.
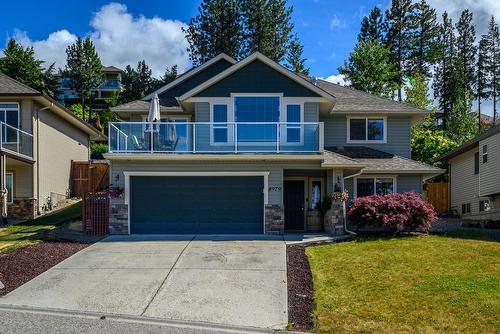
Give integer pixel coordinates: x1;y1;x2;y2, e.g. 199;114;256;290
0;235;288;329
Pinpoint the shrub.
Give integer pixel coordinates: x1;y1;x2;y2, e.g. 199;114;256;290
347;192;437;232
90;142;108;159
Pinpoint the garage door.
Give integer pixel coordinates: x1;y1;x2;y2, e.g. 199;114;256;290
130;176;264;234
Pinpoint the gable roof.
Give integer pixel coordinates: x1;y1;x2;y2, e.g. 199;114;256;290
0;74;104;140
110;99;180;113
316;79;429;114
439;124;500;161
179;52;336;102
143;53;237;101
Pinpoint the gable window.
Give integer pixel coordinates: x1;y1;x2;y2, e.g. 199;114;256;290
479;200;490;212
234;96;280;142
286;104;301;143
482;144;488;163
474;152;479;174
461;203;471;214
0;103;20;143
355;177;395;197
348;117;385;143
212;104;228;143
5;172;13;204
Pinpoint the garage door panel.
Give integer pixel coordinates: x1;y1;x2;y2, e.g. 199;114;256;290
130;176;263;234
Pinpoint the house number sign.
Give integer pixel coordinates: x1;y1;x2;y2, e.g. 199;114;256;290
269;186;281;192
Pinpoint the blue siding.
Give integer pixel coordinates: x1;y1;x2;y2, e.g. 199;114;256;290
195;60;320;97
323;115;412;158
304;102;319;122
397;174;423;193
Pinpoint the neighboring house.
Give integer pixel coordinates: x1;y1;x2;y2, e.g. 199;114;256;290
440;125;500;220
105;52;443;235
56;65;123;103
0;73;104;219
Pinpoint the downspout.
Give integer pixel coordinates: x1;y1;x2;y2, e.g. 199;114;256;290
36;104;52;215
342;169;364;236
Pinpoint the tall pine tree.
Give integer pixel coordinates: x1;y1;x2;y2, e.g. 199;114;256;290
455;9;477;100
476;37;489;128
358;7;385;43
284;34;309;75
184;0;244;66
385;0;415;100
484;16;500;123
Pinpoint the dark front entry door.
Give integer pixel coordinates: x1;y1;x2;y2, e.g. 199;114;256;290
284;180;305;231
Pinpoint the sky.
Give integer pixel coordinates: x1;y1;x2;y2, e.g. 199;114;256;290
1;0;500;114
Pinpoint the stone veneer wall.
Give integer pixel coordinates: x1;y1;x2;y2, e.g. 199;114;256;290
109;203;128;234
8;198;37;220
265;204;284;234
324;201;345;235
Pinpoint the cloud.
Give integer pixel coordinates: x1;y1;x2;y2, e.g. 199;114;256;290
319;74;349;86
330;15;347;31
8;2;189;77
425;0;500;36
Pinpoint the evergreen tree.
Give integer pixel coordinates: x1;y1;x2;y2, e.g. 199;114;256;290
184;0;244;66
242;0;294;62
64;37;104;121
445;92;478;144
433;12;457;128
410;0;439;78
0;38;58;97
455;9;477;100
119;60;157;103
405;72;433;109
284;34;309;75
484;16;500;123
476;37;489;129
385;0;416;100
358;7;385;43
339;40;398;97
161;65;178;85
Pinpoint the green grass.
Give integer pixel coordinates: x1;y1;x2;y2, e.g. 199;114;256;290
306;231;500;334
0;202;82;254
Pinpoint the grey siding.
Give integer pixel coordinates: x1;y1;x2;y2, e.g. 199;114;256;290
304;102;319;122
195;60;320;97
479;132;500;197
449;149;479;217
397;174;423;193
322;115;412;158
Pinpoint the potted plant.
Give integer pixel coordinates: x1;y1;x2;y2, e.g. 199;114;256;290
109;185;124;199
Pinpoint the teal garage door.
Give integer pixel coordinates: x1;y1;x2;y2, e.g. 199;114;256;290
130;176;264;234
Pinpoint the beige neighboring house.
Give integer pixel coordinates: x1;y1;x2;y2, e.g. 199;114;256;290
0;73;103;219
441;125;500;220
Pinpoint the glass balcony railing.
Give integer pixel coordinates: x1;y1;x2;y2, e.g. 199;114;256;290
99;80;122;89
0;122;33;158
108;122;324;154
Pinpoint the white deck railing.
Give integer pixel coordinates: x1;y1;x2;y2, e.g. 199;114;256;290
0;122;33;159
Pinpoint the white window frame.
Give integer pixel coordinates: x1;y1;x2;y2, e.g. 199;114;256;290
347;116;387;144
5;172;13;204
283;103;304;146
0;102;20;144
353;175;397;198
210;103;234;146
482;144;488;164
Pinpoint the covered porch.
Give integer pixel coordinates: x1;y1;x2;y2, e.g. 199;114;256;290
2;154;36;220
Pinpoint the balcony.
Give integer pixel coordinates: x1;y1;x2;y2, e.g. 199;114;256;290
0;122;33;159
99;80;122;90
108;122;324;154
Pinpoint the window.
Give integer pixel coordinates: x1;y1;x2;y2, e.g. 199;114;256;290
286;104;301;143
310;179;323;209
482;144;488;163
355;177;395;197
461;203;471;214
479;200;490;212
0;103;20;143
5;173;13;204
348;117;385;142
234;96;279;142
474;152;480;174
212;104;228;143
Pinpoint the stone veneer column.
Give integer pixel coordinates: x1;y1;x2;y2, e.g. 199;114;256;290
109;203;128;234
264;204;284;234
324;200;345;235
8;199;37;220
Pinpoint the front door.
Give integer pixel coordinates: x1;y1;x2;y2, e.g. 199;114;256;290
284;180;305;231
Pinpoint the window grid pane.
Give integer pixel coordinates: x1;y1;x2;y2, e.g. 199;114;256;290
376;178;394;195
356;178;375;197
367;119;384;140
350;119;367;141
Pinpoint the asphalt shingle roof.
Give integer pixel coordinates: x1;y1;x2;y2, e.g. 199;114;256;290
110;99;180;112
440;124;500;161
0;73;40;95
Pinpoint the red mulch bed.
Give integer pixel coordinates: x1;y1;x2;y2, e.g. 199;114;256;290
287;244;315;331
0;242;90;296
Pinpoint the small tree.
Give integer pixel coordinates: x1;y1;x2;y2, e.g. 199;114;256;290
339;40;398;97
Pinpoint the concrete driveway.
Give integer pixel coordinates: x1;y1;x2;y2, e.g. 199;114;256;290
0;235;287;329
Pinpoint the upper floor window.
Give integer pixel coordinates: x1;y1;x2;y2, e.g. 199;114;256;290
348;117;386;143
482;144;488;163
234;96;280;142
286;104;301;143
0;103;20;143
212;104;228;143
474;152;479;174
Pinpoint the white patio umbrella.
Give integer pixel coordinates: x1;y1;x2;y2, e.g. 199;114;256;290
147;93;161;123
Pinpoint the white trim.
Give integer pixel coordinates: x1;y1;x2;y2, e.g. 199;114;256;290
209;102;234;146
353;175;397;198
123;171;270;234
143;53;237;100
347;116;387;144
0;102;20;144
283;103;304;146
178;52;336;102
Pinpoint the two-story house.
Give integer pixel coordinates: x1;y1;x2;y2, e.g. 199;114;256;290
440;125;500;220
105;52;443;235
0;73;103;219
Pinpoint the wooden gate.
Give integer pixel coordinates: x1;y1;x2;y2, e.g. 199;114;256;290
424;183;449;213
83;191;109;235
71;161;109;197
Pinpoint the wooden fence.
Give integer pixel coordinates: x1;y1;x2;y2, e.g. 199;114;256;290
82;191;109;235
424;182;449;213
71;161;109;197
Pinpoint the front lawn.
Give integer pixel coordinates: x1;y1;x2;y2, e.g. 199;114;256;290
306;231;500;333
0;202;82;254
